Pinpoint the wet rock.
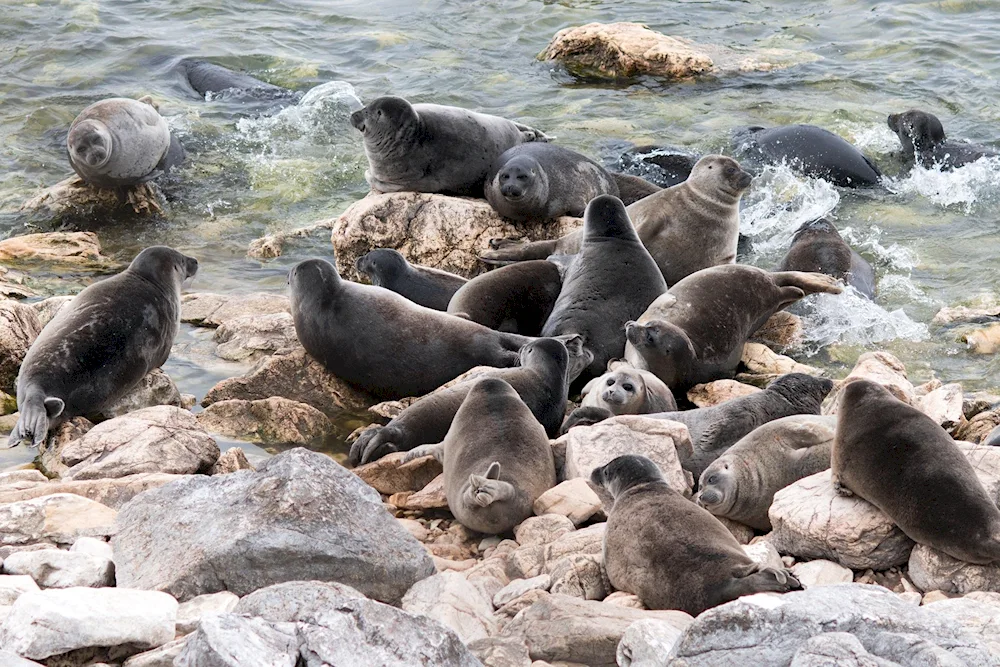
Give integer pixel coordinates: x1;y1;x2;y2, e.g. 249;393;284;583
28;295;74;328
331;191;581;281
0;575;40;605
962;323;1000;353
790;559;855;588
933;302;1000;325
0;472;182;510
0;587;177;661
767;470;914;570
514;515;576;547
0;494;117;547
60;406;219;480
740;343;822;377
402;570;497;642
2;549;114;588
908;544;1000;594
824;351;915;412
616;618;684;667
0;266;35;300
20;176;165;218
175;591;240;635
197;397;333;448
352;451;443;495
121;637;188;667
96;369;183;419
0;300;41;392
112;448;434;604
0;231;108;267
494;575;552;608
914;383;965;432
686;380;761;408
247;220;336;260
468;636;532;667
532;479;603;526
548;554;607;600
212;312;297;362
180;292;289;328
963;392;1000;420
751;311;803;350
209;448;254;475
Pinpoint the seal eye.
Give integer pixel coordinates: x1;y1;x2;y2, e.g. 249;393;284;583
725;166;736;176
622;383;634;392
707;474;718;485
606;378;615;386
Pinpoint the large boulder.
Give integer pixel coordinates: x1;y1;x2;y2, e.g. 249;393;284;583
0;494;117;547
926;597;1000;658
20;177;165;218
401;571;497;643
0;300;41;393
908;544;1000;595
112;448;435;604
197;397;334;448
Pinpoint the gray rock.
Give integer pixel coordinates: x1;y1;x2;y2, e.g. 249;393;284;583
175;591;240;635
908;544;1000;594
213;312;298;362
2;549;114;588
617;619;683;667
0;493;117;546
0;574;40;605
180;292;290;328
401;570;497;642
0;650;43;666
927;597;1000;658
0;472;183;510
209;448;254;475
197;397;333;448
514;515;576;547
548;554;607;600
468;636;532;667
789;633;899;666
0;300;41;393
174;614;299;667
97;369;182;419
494;575;552;608
112;448;434;604
506;524;606;581
28;295;73;328
121;637;189;667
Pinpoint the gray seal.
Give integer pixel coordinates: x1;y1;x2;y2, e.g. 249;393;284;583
350;96;548;196
447;260;562;335
580;359;676;416
178;59;297;102
7;246;198;448
406;377;556;535
833;380;1000;564
888;109;999;170
592;455;801;615
624;265;843;391
485;143;619;221
540;195;666;379
695;414;835;530
355;248;467;311
777;218;876;299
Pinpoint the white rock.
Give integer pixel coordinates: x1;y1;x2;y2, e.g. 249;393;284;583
2;549;114;588
532;478;603;526
908;544;1000;595
617;618;683;667
70;536;113;560
742;542;783;571
122;637;189;667
0;493;117;546
823;351;915;413
0;470;47;490
0;649;42;666
175;591;240;635
923;596;1000;658
514;514;576;547
493;575;552;608
401;570;497;643
790;560;854;588
0;575;40;605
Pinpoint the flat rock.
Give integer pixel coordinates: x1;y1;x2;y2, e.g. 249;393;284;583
686;380;760;408
0;575;40;605
112;448;434;604
0;231;108;266
2;549;114;588
514;515;577;548
212;312;297;362
790;559;854;588
180;292;290;328
0;473;183;510
741;343;822;377
96;369;182;419
197;397;333;448
352;451;443;495
0;300;41;392
401;570;497;642
532;479;603;526
20;176;164;218
617;618;684;667
0;470;47;490
908;544;1000;595
175;591;240;636
494;575;552;608
0;494;117;546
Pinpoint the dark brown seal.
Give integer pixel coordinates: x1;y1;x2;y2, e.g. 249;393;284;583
446;260;562;336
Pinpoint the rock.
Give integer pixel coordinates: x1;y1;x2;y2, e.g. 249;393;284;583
964;392;1000;420
740;343;822;377
494;575;553;608
29;295;74;328
397;518;429;542
121;637;189;667
515;515;576;547
933;302;1000;325
742;542;783;571
37;417;93;478
174;614;299;667
824;351;915;412
562;416;692;495
908;544;1000;594
0;265;35;300
0;470;47;489
532;479;603;526
0;575;40;605
500;594;692;666
717;517;755;545
59;406;219;480
0;300;42;392
787;632;899;666
962;323;1000;354
767;470;914;570
790;559;854;588
0;650;43;666
956;407;1000;444
0;472;182;510
402;570;497;642
0;587;177;660
400;473;449;510
20;176;165;218
686;380;761;408
604;592;646;609
548;554;607;600
506;524;607;581
175;591;240;635
617;619;683;667
180;292;289;328
246;221;336;260
0;231;109;266
197;397;333;448
209;448;254;475
353;451;443;495
212;312;298;362
331;191;581;281
70;536;113;559
0;494;117;546
0;390;17;416
112;448;433;604
926;597;1000;657
468;636;533;667
96;369;182;419
751;311;803;350
914;383;965;432
2;549;114;588
666;583;996;665
922;590;955;605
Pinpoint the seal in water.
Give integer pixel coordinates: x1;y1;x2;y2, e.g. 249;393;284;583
447;260;562;336
615;145;700;188
777;217;876;299
887;109;1000;170
178;59;296;101
355;248;467;311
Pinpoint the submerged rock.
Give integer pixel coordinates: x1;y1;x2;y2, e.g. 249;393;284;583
20;176;166;218
197;397;334;448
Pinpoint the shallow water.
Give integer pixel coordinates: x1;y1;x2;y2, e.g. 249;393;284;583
3;0;1000;464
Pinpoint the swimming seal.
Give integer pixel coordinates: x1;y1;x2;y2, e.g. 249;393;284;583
777;218;876;299
446;260;562;335
593;454;801;615
355;248;467;311
887;109;1000;170
8;246;198;448
178;59;295;101
615;145;699;188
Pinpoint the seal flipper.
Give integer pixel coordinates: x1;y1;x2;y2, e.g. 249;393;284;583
481;238;562;264
467;461;516;507
560;406;614;435
403;443;444;464
7;396;64;448
770;270;845;297
709;565;801;609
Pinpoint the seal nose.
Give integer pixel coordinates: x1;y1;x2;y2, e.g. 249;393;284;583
736;171;753;189
350;109;366;132
501;184;523;198
697;489;720;507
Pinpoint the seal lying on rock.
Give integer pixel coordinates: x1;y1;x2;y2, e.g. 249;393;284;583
777;218;876;299
696;414;835;530
833;380;1000;564
8;246;198;448
67;97;184;188
887;109;1000;170
580;359;676;416
355;248;467;311
349;336;586;465
624;265;843;391
593;455;801;615
350;96;549;196
446;260;562;335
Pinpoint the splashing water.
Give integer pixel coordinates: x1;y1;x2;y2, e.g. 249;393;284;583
739;164;841;254
235;81;363;149
884;156;1000;213
793;288;930;355
840;121;900;156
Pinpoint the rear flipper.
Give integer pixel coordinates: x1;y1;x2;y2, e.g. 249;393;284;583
6;396;63;449
480;238;561;264
770;271;845;297
514;123;551;143
712;566;802;608
465;462;516;508
349;425;402;467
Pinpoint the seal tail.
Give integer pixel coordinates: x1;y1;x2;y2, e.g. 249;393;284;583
467;462;516;507
7;395;64;449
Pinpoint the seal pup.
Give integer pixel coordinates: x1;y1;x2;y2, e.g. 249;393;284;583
732;124;882;188
833;380;1000;564
406;378;556;535
485;143;620;221
349;336;587;465
178;59;296;101
350;96;548;196
447;260;562;335
593;455;801;615
580;359;676;416
540;195;666;379
777;218;876;299
355;248;467;311
624;265;843;390
887;109;999;170
68;97;183;188
289;256;535;400
696;414;835;530
481;155;752;287
7;247;198;448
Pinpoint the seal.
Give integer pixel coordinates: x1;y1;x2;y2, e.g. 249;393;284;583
178;59;295;101
485;143;620;221
67;97;184;188
695;414;835;530
446;260;562;335
615;145;699;188
888;109;1000;170
833;379;1000;564
7;246;198;448
579;359;676;416
349;335;588;465
481;155;752;287
355;248;467;311
732;124;882;188
350;96;549;196
404;377;557;534
592;454;801;615
540;195;666;379
624;265;843;390
610;173;662;205
777;218;876;299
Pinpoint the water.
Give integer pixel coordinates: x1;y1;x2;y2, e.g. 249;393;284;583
3;0;1000;465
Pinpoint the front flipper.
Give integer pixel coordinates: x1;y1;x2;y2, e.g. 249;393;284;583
403;443;444;464
480;238;560;264
465;461;516;507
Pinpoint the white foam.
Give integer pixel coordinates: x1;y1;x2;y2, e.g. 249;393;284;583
883;156;1000;213
793;288;929;355
234;80;362;148
739;164;840;254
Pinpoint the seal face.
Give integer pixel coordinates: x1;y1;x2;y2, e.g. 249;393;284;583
580;359;676;416
593;454;800;615
355;248;467;311
446;260;562;336
887;109;999;170
8;246;198;448
777;218;876;299
833;380;1000;564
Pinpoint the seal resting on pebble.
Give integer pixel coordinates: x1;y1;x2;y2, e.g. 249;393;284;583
7;246;198;448
482;155;752;287
406;377;557;535
350;95;548;196
67;97;184;188
777;218;876;299
355;248;467;311
592;454;801;615
624;265;843;391
349;336;589;465
447;260;562;335
833;379;1000;564
695;414;835;530
887;109;1000;170
579;359;676;416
